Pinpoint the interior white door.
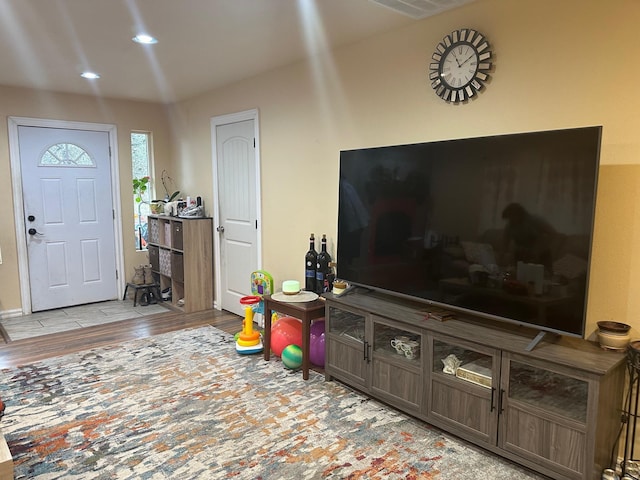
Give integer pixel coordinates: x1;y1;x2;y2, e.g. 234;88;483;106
18;126;118;312
216;119;259;317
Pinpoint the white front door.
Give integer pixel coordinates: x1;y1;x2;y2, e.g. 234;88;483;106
18;126;118;312
214;117;260;317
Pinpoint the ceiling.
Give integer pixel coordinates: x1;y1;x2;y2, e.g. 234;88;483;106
0;0;474;104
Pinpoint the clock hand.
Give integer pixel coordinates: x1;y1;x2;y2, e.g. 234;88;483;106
448;51;462;67
459;54;476;67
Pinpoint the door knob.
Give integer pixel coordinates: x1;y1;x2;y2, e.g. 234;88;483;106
27;215;35;222
216;226;225;232
28;228;44;236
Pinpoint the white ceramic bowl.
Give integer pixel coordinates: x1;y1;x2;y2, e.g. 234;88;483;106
597;330;631;350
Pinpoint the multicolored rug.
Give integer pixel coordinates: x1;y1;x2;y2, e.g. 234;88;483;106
0;327;545;479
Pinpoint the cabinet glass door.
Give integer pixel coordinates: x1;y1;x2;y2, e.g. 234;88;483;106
501;356;590;475
433;339;493;389
374;322;421;364
427;335;498;445
328;306;365;343
326;305;368;388
508;361;588;423
370;317;423;413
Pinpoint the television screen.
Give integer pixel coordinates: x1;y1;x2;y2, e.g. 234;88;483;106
337;126;602;337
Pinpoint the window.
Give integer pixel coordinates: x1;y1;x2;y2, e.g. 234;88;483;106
40;143;95;167
132;132;153;250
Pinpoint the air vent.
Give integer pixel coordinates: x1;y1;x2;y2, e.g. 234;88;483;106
369;0;476;19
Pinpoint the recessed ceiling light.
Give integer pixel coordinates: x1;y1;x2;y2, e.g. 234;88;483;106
80;72;100;79
132;34;158;45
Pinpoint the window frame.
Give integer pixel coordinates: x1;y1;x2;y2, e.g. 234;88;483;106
131;131;154;251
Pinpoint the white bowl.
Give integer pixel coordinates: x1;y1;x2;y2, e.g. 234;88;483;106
597;330;631;350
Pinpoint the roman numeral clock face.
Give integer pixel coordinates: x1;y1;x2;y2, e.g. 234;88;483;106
429;29;493;103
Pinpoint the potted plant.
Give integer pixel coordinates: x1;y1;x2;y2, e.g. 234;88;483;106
133;176;150;203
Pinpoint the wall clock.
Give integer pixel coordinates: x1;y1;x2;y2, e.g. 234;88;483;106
429;28;492;103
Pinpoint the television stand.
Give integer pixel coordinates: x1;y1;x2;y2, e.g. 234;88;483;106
323;290;625;480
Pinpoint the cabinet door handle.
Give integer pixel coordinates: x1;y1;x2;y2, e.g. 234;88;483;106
499;388;505;414
490;387;496;412
367;343;371;363
363;341;371;363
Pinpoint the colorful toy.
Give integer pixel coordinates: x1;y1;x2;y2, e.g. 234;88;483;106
309;319;326;367
235;296;263;355
281;344;303;370
270;316;303;357
250;270;274;327
251;270;274;297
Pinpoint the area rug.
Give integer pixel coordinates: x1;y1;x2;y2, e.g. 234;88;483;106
0;327;546;479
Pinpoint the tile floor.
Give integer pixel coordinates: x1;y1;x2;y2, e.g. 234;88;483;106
0;299;170;342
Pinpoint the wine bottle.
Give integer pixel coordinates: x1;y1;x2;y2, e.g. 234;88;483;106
304;233;317;292
316;234;332;294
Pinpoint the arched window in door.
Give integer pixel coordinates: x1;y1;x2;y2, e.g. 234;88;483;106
39;143;95;167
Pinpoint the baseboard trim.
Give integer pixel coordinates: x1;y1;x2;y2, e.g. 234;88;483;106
0;309;23;320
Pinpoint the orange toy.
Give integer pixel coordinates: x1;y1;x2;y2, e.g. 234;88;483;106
236;296;263;354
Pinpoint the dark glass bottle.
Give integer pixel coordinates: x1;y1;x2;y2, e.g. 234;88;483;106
316;234;332;294
305;233;317;291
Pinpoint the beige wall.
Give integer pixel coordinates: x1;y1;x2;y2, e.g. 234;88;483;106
2;0;639;341
173;0;640;340
0;86;172;313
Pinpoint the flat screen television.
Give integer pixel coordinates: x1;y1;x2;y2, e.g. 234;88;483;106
336;126;602;338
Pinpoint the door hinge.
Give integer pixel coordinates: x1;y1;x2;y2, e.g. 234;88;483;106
112;209;115;220
115;269;119;280
255;220;258;229
253;138;255;148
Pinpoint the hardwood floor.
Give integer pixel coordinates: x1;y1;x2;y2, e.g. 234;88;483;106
0;308;242;369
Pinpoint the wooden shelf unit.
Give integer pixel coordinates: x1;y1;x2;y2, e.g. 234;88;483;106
147;215;213;313
324;290;626;480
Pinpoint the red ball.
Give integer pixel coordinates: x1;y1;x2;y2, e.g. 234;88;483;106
271;317;303;357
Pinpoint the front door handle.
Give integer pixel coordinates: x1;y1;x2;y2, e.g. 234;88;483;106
28;228;44;236
216;225;225;233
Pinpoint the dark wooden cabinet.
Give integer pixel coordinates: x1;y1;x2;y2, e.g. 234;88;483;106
324;291;626;480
